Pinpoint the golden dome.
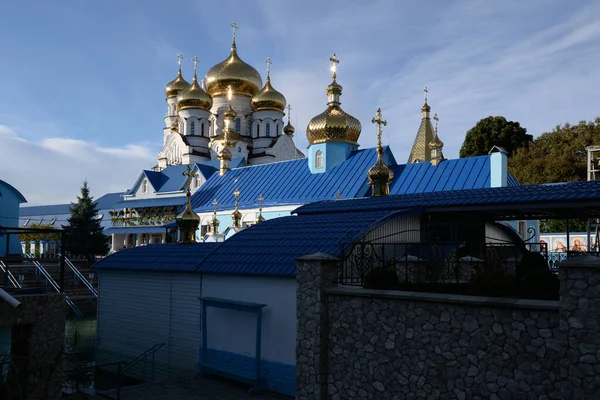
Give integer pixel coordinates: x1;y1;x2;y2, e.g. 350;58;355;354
165;70;190;99
176;200;200;243
218;145;232;160
177;74;213;111
368;147;394;186
251;76;286;112
421;102;431;113
306;78;361;145
429;133;444;149
205;43;262;98
284;121;295;135
224;104;237;121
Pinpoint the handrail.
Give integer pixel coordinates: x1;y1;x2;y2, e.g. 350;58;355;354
0;260;21;288
65;257;98;297
122;342;166;380
23;254;83;318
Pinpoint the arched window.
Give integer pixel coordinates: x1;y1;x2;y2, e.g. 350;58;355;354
256;124;260;137
190;121;195;135
201;122;205;136
276;124;280;136
235;118;241;133
142;179;149;193
266;123;271;137
247;121;252;136
315;150;323;169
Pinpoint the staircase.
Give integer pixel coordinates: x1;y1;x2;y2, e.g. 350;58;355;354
0;255;98;318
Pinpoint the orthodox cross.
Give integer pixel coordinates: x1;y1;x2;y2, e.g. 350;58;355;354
433;113;439;135
336;190;342;200
182;165;194;195
371;108;388;147
265;57;272;77
286;104;292;124
212;199;218;216
329;53;339;79
177;53;184;71
231;22;238;43
424;86;428;103
192;55;199;75
258;194;264;212
233;188;240;209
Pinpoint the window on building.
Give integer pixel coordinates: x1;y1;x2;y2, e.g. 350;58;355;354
142;179;149;193
276;124;280;136
201;122;205;136
193;174;200;188
256;124;260;137
316;150;323;169
266;123;271;137
190;121;195;135
235;118;241;133
248;121;252;135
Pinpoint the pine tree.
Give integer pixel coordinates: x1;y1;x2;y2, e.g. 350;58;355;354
62;180;109;261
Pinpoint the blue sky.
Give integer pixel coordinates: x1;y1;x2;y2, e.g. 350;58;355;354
1;0;599;204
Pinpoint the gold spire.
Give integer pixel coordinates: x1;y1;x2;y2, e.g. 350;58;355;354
251;57;286;112
336;190;342;199
430;113;445;166
256;194;265;223
175;165;200;243
306;53;361;145
205;23;262;98
177;55;213;111
232;188;242;228
165;54;191;99
210;199;220;235
408;87;435;163
284;104;295;135
367;108;394;197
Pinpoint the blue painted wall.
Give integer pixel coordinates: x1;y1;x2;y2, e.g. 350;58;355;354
200;348;295;396
308;142;357;173
0;180;26;257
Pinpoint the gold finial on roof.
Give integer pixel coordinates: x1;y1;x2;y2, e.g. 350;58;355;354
257;194;265;223
176;164;200;243
212;199;218;214
371;107;388;150
433;113;439;135
210;199;220;234
265;57;272;78
424;86;428;103
177;53;184;71
192;55;199;76
286;104;292;123
336;190;342;199
233;188;240;208
329;53;339;80
182;165;194;195
232;188;242;229
231;21;238;44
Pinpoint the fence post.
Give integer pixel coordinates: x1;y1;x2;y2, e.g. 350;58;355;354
296;252;339;400
59;232;66;293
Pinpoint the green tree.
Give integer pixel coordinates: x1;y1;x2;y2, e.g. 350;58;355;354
62;181;109;261
459;116;532;158
509;118;600;233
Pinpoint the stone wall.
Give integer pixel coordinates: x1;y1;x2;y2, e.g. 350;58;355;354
296;254;600;400
0;293;66;400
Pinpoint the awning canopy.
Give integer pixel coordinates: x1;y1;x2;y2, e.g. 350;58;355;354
113;196;186;209
103;226;169;235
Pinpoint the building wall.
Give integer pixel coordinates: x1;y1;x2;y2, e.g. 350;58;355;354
296;254;600;400
0;182;24;256
364;214;420;243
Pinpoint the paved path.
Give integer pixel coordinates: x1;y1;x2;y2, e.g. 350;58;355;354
95;377;294;400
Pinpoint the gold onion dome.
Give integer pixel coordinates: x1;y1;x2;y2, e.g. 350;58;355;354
251;75;286;112
205;43;263;98
430;133;444;148
177;74;213;111
284;121;295;135
165;69;190;99
306;79;361;145
421;102;431;113
368;146;394;185
224;104;237;120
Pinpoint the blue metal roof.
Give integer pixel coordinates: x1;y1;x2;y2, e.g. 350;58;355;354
189;147;389;213
95;192;125;209
20;204;70;217
113;196;186;209
103;226;169;235
197;210;397;277
0;180;27;203
94;242;220;272
295;180;600;215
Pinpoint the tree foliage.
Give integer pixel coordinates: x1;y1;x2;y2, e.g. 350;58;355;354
459;116;533;158
18;223;60;244
62;181;109;261
509;118;600;233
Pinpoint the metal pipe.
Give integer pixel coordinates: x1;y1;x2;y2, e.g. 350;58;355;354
60;231;66;293
0;288;21;308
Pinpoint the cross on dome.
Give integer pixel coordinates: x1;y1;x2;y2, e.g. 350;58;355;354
191;55;199;75
265;57;272;77
177;53;184;70
182;165;194;195
433;113;439;134
329;53;339;79
286;104;292;123
424;86;428;103
231;22;238;44
371;108;388;148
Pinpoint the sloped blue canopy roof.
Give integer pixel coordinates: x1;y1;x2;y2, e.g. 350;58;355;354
295;180;600;218
197;210;398;277
94;242;220;272
0;180;27;203
113;196;186;209
189;147;392;213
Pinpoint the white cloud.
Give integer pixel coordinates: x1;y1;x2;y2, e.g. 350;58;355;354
0;126;155;205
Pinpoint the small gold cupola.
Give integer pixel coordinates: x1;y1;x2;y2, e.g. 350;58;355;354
306;54;362;145
210;199;220;235
205;22;263;98
430;113;445;166
251;57;286;112
165;54;191;100
232;188;242;230
283;104;295;136
176;165;200;243
256;194;265;223
177;56;213;112
367;108;394;197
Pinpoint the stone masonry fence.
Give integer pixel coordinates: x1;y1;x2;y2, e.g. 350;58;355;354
296;253;600;400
